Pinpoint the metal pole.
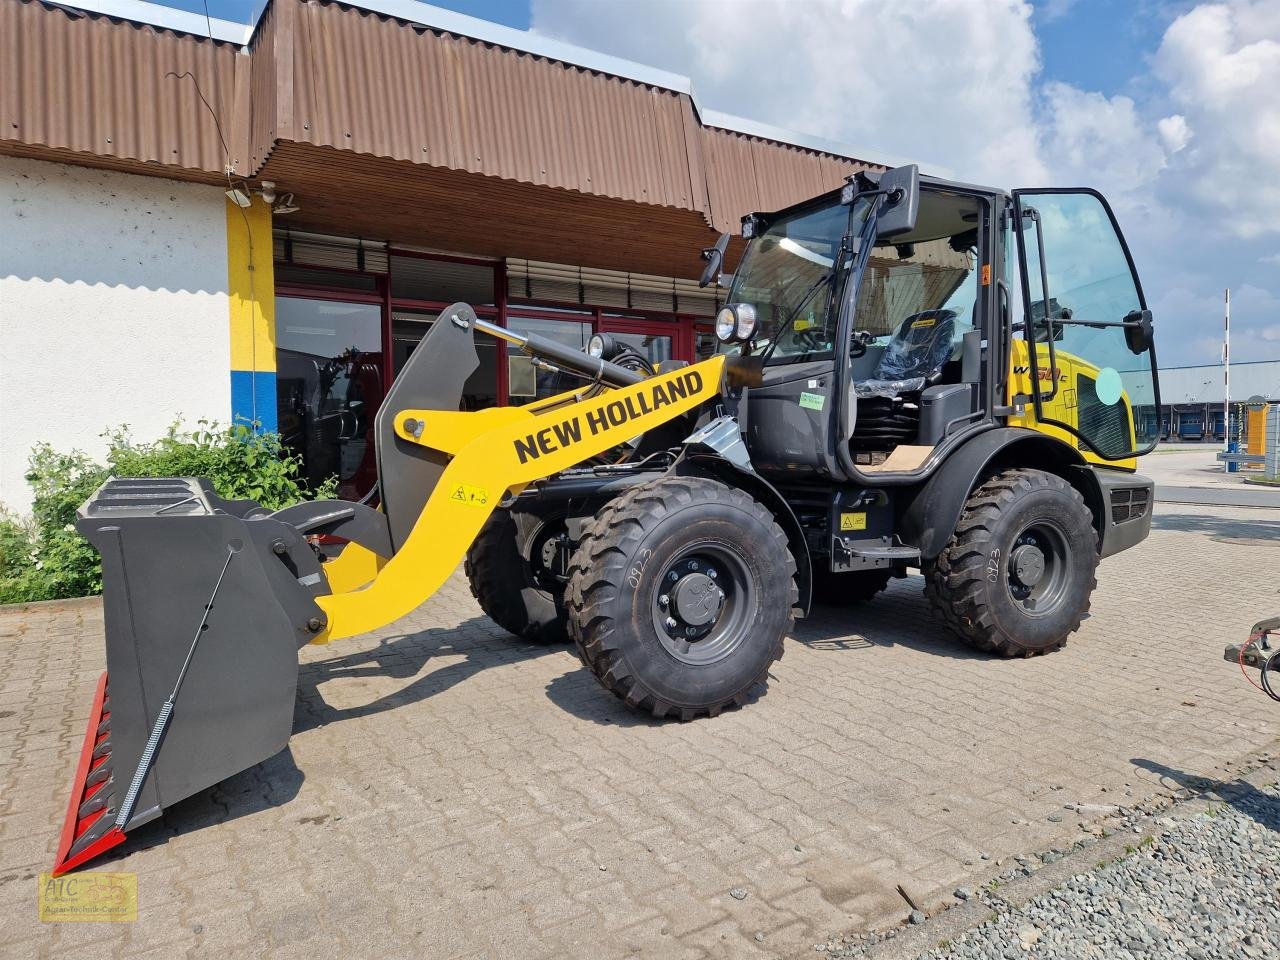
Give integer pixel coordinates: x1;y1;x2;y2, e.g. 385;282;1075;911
1224;288;1231;459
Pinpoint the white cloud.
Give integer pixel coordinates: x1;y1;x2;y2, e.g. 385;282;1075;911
1157;114;1192;153
531;0;1046;182
532;0;1280;365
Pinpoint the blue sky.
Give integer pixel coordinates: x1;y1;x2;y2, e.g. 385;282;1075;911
155;0;1280;369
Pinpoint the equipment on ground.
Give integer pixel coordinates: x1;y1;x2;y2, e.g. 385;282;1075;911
53;167;1162;874
1226;616;1280;703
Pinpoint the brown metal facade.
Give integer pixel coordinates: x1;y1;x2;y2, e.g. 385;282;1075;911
2;0;242;180
3;0;882;269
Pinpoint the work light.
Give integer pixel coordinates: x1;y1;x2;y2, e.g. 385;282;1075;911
715;307;737;342
586;334;605;358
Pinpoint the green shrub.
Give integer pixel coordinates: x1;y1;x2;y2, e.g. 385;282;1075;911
0;421;336;604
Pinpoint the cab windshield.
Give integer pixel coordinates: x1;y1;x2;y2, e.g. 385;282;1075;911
721;197;867;363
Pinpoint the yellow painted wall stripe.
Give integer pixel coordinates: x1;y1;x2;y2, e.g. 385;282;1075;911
226;196;276;373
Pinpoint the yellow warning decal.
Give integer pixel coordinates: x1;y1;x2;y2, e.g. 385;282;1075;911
911;317;936;328
449;483;491;508
839;512;867;531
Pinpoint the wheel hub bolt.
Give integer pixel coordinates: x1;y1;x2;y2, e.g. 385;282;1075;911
658;594;669;607
665;616;678;630
685;627;697;637
668;571;679;583
707;568;718;580
688;560;699;572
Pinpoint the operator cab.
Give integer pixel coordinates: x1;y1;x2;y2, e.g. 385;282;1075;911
717;178;989;481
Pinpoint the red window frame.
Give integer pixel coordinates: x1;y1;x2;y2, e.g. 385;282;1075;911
275;250;707;406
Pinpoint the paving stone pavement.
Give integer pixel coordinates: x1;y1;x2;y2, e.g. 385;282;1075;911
1;501;1277;959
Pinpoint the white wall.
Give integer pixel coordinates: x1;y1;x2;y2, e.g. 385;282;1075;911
0;156;230;514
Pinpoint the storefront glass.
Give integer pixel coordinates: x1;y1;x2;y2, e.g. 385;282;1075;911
391;309;499;409
274;297;384;499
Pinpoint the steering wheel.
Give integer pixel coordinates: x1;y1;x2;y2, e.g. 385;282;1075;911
796;327;828;352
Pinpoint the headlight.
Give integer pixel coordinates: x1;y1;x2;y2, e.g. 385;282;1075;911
586;333;605;358
715;307;737;342
734;303;758;341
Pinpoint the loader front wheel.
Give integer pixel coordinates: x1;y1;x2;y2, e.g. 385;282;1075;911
566;476;796;720
924;468;1098;657
465;508;568;644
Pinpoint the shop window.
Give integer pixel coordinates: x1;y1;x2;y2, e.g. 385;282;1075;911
392;310;499;410
607;331;673;367
275;297;384;500
390;255;495;305
506;316;592;405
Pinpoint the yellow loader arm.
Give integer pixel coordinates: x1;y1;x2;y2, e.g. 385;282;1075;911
314;332;726;642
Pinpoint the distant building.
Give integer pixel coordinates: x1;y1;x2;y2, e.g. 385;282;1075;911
1138;360;1280;442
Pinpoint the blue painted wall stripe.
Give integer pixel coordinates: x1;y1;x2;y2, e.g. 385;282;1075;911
229;370;278;434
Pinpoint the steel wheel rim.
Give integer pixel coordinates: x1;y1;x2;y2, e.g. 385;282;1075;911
650;541;754;666
1006;520;1071;617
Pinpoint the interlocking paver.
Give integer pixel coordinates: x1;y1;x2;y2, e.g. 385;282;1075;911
2;501;1278;959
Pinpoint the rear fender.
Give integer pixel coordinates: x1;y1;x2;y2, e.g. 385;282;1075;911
900;427;1104;561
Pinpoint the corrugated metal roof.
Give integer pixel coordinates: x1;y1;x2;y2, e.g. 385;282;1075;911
1;0;242;178
2;0;888;230
286;0;703;210
57;0;929;172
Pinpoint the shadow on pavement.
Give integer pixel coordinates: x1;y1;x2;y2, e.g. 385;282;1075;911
1150;513;1280;540
1130;757;1279;832
107;747;307;865
294;616;558;733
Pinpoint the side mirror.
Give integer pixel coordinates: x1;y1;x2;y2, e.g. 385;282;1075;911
699;232;731;288
1123;308;1154;355
874;164;919;239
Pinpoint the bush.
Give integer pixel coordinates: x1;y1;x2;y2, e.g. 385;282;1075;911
0;422;335;604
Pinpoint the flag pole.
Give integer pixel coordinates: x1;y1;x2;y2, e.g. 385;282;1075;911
1223;288;1230;460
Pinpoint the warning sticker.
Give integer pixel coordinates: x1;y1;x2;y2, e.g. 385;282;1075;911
799;391;825;411
449;483;491;508
839;512;867;531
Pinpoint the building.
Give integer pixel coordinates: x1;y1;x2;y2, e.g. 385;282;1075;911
0;0;905;511
1136;360;1280;443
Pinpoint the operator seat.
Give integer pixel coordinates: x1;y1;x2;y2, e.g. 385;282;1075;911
855;309;956;399
851;309;957;452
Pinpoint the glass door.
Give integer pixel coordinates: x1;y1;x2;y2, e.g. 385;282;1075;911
275;296;385;499
1012;189;1160;460
391;309;499;410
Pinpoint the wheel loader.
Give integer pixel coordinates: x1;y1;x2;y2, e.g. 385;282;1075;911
53;165;1161;874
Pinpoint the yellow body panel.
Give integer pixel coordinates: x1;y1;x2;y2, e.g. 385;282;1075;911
1006;340;1137;471
313;355;727;642
321;542;385;594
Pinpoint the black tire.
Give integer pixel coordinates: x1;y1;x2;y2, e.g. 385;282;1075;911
923;468;1098;656
464;508;567;644
811;568;892;605
566;475;797;720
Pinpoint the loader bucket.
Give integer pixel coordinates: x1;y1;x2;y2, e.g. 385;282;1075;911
52;478;329;875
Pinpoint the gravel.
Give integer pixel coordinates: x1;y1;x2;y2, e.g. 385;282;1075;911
919;779;1280;960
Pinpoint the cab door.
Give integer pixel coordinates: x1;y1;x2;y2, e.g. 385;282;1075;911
1010;189;1161;462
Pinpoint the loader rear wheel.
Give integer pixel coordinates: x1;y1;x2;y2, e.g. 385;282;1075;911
465;508;567;644
924;468;1098;657
566;476;796;720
